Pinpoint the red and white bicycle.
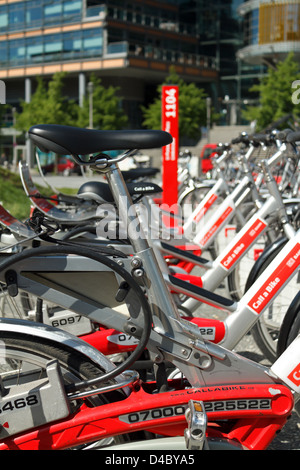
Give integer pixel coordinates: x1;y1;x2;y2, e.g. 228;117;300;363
0;124;299;450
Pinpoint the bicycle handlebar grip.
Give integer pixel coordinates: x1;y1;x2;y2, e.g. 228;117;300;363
231;134;249;145
217;143;231;150
251;133;271;145
231;136;242;144
286;130;300;143
276;128;293;141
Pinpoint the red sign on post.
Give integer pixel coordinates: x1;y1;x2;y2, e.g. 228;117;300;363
162;85;179;207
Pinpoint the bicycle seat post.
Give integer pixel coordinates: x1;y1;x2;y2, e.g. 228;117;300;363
260;159;296;239
106;162;149;254
105;161;184;328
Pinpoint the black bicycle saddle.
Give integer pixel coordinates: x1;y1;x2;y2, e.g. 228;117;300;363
29;124;172;156
122;167;160;181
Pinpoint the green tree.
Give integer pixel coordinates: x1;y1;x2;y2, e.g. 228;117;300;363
77;73;128;130
0;103;10;157
141;67;208;141
243;52;300;130
15;72;77;131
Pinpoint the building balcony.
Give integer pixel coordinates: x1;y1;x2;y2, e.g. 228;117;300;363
237;41;300;65
237;0;300;66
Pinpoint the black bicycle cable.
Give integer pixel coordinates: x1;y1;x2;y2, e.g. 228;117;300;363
0;243;153;392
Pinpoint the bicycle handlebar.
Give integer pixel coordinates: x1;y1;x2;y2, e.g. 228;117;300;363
286;130;300;143
250;133;274;146
276;129;293;141
231;133;251;145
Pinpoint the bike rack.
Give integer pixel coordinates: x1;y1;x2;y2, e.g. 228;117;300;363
19;161;98;223
184;400;209;450
0;359;70;438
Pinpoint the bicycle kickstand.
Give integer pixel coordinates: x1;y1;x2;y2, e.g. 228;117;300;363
184;400;209;450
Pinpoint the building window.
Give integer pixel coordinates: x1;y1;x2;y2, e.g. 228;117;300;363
0;41;8;66
8;3;25;31
83;28;103;55
0;7;8;31
0;0;82;33
244;9;259;45
26;1;43;28
63;31;82;60
44;3;63;25
9;39;26;65
0;26;103;67
27;37;43;63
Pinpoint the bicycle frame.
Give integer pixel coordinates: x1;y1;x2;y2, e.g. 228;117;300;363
0;379;292;450
0;155;298;355
181;145;255;237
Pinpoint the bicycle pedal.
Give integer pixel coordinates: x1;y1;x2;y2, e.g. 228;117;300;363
0;359;71;438
184;400;208;450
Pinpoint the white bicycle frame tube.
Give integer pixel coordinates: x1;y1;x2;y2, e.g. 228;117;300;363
181;193;296;313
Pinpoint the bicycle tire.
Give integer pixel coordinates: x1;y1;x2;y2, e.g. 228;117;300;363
277;291;300;357
227;200;300;301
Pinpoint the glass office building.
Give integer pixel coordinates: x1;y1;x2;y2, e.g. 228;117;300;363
0;0;221;129
2;0;296;132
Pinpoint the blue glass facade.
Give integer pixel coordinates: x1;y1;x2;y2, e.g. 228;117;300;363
0;1;237;132
0;1;82;32
0;0;104;68
0;28;103;66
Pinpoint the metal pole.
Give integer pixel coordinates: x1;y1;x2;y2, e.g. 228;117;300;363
87;81;94;129
206;97;211;143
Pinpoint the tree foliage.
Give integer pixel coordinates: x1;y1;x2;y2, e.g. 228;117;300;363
15;72;128;132
141;67;209;141
15;72;77;131
243;52;300;130
77;74;128;130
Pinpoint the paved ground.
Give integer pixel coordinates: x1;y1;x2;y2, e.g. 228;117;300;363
33;172;101;190
235;333;300;450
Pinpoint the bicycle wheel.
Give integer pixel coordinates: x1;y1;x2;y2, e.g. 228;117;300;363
0;332;128;449
227;201;300;301
0;286;32;319
179;184;214;222
230;202;300;362
245;240;300;363
277;291;300;357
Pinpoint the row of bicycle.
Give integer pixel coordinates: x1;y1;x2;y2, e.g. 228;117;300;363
0;123;299;449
